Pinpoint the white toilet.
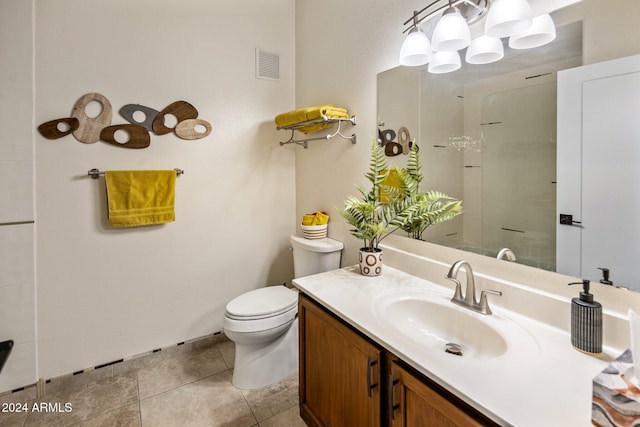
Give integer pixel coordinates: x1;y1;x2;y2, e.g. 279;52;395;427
223;235;343;389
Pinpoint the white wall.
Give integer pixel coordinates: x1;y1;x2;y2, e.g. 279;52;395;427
33;0;296;381
0;0;36;393
295;0;420;267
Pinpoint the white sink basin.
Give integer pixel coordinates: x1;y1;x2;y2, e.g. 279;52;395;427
373;289;539;361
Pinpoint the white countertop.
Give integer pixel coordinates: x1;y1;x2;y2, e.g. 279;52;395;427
293;265;611;427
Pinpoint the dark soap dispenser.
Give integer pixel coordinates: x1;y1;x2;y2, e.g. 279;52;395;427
568;280;602;354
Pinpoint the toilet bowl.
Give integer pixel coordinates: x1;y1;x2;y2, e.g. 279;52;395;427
223;235;343;390
223;286;298;389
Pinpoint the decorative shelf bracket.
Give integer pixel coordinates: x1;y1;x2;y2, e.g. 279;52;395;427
278;116;357;149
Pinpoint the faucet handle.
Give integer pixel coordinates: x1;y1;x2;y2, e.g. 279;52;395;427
478;289;502;315
445;276;464;302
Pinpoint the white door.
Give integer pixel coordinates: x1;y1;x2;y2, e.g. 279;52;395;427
557;54;640;290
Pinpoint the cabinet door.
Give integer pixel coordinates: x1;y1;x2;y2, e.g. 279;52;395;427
388;361;484;427
299;294;382;427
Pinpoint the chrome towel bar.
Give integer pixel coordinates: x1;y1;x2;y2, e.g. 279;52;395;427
88;168;184;179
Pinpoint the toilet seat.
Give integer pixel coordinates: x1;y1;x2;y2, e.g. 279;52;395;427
223;305;297;334
225;286;298;321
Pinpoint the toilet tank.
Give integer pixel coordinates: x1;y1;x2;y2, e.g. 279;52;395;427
290;235;343;279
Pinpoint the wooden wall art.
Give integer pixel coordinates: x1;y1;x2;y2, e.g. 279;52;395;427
152;101;199;135
37;92;213;149
119;104;159;132
174;119;212;140
70;92;113;143
37;118;79;139
100;124;151;149
378;126;415;157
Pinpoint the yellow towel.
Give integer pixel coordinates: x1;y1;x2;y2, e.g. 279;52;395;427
105;170;176;227
380;169;403;204
302;211;329;226
275;105;349;134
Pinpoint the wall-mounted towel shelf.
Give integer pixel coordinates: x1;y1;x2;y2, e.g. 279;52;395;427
277;116;357;149
88;168;185;179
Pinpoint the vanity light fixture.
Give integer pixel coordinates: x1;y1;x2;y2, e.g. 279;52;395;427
399;0;557;72
429;50;462;74
399;11;433;66
431;5;471;51
484;0;532;38
465;35;504;64
508;13;556;49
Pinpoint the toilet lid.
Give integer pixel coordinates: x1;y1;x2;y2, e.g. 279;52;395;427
226;286;298;319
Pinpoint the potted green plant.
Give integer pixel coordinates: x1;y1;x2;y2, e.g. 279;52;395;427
341;141;462;276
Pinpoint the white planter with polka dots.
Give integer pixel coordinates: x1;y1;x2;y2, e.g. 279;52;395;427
359;248;383;276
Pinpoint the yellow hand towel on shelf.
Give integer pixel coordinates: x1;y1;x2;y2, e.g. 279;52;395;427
105;170;176;227
275;105;349;134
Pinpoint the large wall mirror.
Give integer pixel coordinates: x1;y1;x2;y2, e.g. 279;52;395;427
378;9;640;294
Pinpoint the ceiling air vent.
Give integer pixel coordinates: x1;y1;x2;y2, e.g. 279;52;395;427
256;48;280;81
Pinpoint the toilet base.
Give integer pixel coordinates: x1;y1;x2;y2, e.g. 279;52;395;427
231;318;298;390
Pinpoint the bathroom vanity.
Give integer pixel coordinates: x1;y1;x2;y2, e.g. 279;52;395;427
293;235;637;427
298;292;495;426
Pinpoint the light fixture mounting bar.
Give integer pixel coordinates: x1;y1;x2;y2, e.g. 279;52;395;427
402;0;489;34
402;0;449;33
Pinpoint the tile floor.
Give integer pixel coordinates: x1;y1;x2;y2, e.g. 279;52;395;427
0;334;307;427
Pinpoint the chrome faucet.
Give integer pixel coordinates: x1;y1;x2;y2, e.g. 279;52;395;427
445;260;502;315
496;248;517;262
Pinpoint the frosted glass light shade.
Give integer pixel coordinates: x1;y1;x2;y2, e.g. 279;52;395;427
399;27;432;66
428;51;461;74
509;13;556;49
431;7;471;52
485;0;533;38
465;36;504;64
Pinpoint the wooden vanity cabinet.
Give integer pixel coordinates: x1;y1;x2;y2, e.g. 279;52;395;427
298;293;382;427
387;359;488;427
299;293;500;427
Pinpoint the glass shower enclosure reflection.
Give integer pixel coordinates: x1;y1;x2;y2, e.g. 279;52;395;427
480;82;557;270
